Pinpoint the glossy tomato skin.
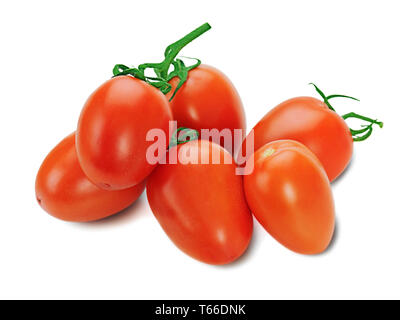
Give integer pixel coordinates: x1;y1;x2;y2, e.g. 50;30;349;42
244;140;335;254
76;76;172;190
35;133;145;222
167;65;246;154
147;140;253;265
241;97;353;181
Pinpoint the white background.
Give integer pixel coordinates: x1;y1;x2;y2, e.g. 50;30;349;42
0;0;399;299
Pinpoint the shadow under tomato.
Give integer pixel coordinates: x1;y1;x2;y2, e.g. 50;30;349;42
318;217;339;255
218;217;263;268
74;192;148;229
331;156;354;186
221;215;340;265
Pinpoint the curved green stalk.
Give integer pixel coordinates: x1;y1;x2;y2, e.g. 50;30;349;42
310;83;383;141
113;23;211;99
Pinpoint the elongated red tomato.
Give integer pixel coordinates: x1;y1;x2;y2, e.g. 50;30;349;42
35;133;145;222
167;65;246;154
147;139;253;265
76;76;172;190
244;140;335;254
241;97;353;181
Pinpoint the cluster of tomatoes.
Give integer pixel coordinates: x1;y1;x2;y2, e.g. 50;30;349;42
35;23;382;265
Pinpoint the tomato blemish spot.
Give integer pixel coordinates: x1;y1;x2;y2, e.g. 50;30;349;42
263;148;275;158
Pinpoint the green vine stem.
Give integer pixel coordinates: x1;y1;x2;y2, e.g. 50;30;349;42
113;23;211;100
169;127;199;148
167;57;201;101
310;83;383;141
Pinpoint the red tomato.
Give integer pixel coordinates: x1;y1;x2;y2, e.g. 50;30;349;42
241;97;353;181
147;139;253;265
76;76;172;190
167;65;246;154
244;140;335;254
35;133;145;222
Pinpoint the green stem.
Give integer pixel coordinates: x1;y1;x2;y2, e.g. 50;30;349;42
310;83;383;142
342;112;383;142
352;126;373;142
113;23;211;99
169;127;199;148
309;83;335;111
326;94;360;102
342;112;384;128
167;57;201;101
349;125;370;135
138;23;211;81
160;23;211;79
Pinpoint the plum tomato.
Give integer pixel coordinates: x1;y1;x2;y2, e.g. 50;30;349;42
167;65;246;154
146;139;253;265
243;140;335;254
35;133;145;222
76;76;172;190
241;97;353;182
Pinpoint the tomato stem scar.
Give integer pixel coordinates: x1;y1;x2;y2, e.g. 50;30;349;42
263;148;275;158
309;83;383;142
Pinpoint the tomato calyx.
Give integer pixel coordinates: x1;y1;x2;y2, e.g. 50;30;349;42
169;127;199;148
342;112;384;141
113;23;211;101
309;83;383;142
166;57;201;101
